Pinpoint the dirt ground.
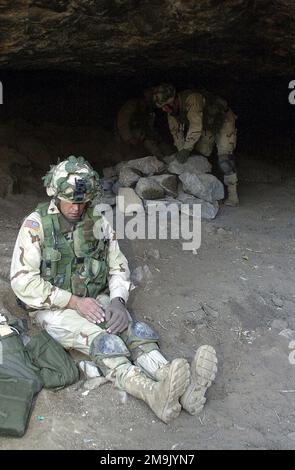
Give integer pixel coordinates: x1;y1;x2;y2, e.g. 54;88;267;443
0;176;295;450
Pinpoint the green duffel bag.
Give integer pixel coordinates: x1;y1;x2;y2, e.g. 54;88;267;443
0;331;42;437
25;330;80;389
0;375;36;437
0;331;42;394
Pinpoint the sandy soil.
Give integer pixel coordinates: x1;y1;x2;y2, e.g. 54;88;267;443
0;178;295;450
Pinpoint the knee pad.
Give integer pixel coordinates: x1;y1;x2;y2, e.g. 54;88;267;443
121;319;159;347
130;321;159;342
89;332;130;361
218;154;236;175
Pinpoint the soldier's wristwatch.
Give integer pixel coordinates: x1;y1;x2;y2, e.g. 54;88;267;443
116;297;126;306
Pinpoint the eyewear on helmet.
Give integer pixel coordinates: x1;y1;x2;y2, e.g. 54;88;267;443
73;178;87;203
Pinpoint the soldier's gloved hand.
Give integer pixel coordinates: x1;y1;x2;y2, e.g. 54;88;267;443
175;149;190;163
75;297;105;324
105;298;130;335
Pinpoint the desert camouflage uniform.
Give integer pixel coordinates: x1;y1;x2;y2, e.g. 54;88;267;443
169;90;239;205
168;89;237;161
153;85;239;205
10;199;132;355
10;156;218;423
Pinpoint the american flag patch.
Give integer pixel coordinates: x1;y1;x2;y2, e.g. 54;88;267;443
24;219;40;230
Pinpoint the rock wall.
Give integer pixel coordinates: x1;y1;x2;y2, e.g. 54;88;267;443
0;1;294;79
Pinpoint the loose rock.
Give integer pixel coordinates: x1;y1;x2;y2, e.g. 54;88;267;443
178;191;219;219
151;174;178;197
179;172;224;202
127;156;165;175
168;154;212;175
135;178;165;200
119;166;141;187
144;198;181;212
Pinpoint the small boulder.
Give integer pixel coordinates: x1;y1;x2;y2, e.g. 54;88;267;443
179;172;224;202
119;166;141;187
168;154;212;175
127;156;165;175
178;191;219;220
135;178;165;200
151;174;178;197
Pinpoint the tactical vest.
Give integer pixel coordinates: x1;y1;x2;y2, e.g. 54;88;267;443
36;202;109;298
178;90;229;134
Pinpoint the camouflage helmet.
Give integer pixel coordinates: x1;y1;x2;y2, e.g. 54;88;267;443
152;83;176;108
43;155;102;204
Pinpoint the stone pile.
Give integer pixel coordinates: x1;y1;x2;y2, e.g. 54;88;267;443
101;154;224;219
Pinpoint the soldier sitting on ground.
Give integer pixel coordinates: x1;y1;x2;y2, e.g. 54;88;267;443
10;155;217;423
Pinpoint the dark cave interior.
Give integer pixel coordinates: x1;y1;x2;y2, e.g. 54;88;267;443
0;70;294;187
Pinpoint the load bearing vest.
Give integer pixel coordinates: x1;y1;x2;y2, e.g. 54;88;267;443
37;202;109;298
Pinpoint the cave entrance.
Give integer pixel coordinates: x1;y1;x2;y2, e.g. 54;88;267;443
0;70;294;201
